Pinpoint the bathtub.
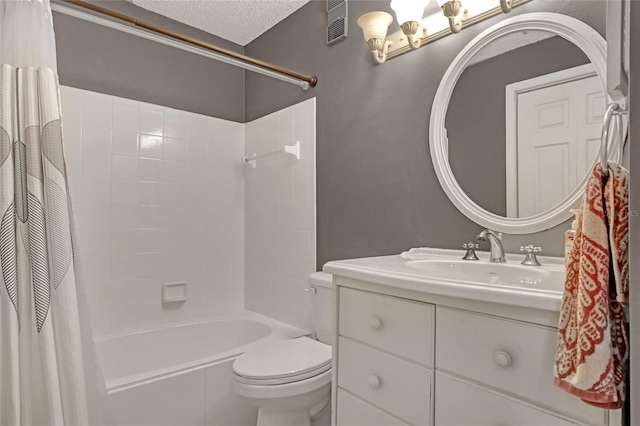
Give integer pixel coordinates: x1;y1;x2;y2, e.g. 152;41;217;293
96;311;307;426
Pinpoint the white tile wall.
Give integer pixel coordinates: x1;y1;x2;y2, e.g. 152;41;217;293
244;99;317;332
61;86;245;336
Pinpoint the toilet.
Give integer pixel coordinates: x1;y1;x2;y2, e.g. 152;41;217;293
232;272;333;426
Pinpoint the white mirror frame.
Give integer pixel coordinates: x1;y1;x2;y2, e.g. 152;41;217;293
430;12;609;234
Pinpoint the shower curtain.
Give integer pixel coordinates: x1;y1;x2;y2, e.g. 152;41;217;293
0;0;111;424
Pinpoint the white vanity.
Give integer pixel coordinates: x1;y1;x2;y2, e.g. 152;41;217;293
325;248;619;426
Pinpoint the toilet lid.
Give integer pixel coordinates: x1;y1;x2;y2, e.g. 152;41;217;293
233;337;332;381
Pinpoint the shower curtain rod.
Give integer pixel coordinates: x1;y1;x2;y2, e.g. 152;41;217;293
55;0;318;90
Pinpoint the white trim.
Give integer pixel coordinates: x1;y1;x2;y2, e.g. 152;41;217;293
504;64;597;218
606;0;628;102
50;3;311;91
430;12;610;234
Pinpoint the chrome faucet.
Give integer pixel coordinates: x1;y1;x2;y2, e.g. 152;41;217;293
477;229;506;263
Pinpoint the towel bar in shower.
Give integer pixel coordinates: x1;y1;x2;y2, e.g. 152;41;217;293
242;141;300;169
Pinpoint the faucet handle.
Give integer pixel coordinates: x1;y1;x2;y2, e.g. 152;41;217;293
462;242;479;261
520;245;542;253
520;245;542;266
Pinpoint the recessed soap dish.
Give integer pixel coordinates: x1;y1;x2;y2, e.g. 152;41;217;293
162;282;187;304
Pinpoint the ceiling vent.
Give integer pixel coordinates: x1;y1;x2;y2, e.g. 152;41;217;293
327;0;348;45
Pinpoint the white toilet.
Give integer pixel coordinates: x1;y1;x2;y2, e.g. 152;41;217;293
232;272;333;426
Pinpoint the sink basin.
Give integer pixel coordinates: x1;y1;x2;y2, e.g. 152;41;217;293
324;248;568;311
405;260;552;286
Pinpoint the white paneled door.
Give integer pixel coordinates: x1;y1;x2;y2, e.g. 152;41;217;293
506;66;605;217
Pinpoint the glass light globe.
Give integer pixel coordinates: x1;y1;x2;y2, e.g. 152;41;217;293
357;11;393;41
390;0;429;25
437;0;450;6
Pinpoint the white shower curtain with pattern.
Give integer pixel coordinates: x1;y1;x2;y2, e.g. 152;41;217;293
0;0;111;424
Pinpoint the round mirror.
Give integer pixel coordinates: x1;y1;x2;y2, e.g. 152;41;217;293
430;13;610;234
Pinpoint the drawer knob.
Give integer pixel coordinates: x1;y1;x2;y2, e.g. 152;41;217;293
368;374;382;389
369;317;383;330
494;351;512;368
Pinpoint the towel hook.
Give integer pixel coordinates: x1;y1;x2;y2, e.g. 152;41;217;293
600;103;623;176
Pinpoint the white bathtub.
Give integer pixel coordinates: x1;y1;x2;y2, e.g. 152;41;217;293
96;311;306;426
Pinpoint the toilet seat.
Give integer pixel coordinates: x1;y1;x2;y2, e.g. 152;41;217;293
233;363;331;385
233;337;332;385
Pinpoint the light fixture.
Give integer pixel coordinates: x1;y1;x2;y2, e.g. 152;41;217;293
357;11;393;64
437;0;463;33
357;0;528;64
390;0;429;50
500;0;513;13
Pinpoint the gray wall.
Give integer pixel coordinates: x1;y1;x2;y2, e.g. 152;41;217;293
52;0;609;266
244;0;607;267
448;36;590;216
53;0;245;122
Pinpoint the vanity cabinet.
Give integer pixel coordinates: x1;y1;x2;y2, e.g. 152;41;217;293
331;278;615;426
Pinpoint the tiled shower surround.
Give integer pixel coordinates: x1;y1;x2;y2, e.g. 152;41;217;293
60;87;317;336
61;86;245;335
244;99;317;332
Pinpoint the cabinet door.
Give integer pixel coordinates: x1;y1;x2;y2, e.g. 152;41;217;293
337;389;408;426
435;373;578;426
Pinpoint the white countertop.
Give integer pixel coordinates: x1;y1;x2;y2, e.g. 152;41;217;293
323;248;567;313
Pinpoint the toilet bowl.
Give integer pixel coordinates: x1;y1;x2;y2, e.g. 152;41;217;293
232;272;333;426
232;337;332;426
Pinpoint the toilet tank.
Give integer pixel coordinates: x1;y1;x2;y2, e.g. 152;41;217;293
308;272;333;345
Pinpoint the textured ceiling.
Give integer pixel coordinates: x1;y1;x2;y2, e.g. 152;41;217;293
126;0;310;46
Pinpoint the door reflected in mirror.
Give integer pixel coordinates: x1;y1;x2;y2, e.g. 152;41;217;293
446;31;605;218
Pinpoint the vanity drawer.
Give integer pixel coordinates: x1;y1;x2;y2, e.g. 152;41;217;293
435;372;578;426
338;337;432;426
337;389;409;426
435;307;606;426
339;287;434;366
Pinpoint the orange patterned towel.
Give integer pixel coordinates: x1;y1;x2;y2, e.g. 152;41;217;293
555;163;629;409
